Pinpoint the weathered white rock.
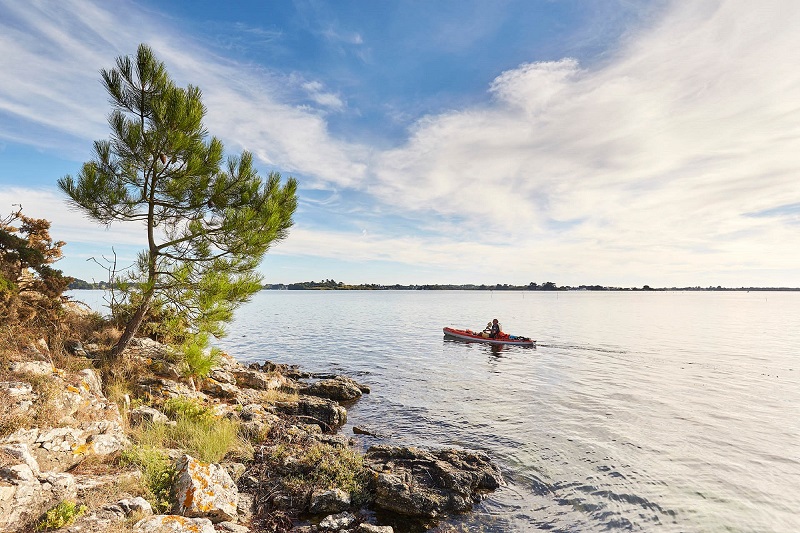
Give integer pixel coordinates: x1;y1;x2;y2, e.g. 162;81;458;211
0;443;40;476
174;454;238;523
133;514;216;533
103;496;153;518
0;381;37;414
9;361;54;376
309;488;351;514
3;419;129;472
319;511;357;530
0;463;42;530
358;525;395;533
129;405;170;425
40;471;77;502
209;368;236;384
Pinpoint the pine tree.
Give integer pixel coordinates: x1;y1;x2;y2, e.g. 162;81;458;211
59;44;297;358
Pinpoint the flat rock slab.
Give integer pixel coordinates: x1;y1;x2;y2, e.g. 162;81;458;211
365;445;504;518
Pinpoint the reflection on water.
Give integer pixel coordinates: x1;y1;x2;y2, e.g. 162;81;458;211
68;289;800;532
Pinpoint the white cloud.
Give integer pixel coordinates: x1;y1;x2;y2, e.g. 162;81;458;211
2;0;799;286
368;0;800;285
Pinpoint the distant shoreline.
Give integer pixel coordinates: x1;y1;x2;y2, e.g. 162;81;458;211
68;279;800;292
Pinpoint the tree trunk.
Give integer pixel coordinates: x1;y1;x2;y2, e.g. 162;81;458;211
110;292;153;359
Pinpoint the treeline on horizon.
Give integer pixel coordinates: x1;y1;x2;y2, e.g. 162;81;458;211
68;278;800;292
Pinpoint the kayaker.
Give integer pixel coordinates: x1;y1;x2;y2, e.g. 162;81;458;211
489;318;502;338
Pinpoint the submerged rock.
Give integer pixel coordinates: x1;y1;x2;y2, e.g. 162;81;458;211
365;445;504;518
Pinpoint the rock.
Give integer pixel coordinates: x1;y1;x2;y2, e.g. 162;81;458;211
9;361;54;376
174;454;238;523
129;405;170;425
353;426;383;438
199;377;239;399
40;471;77;502
0;443;40;476
3;419;129;472
365;445;504;518
104;496;153;518
133;514;216;532
299;376;365;402
232;369;287;390
273;396;347;432
136;378;205;401
358;525;394;533
218;521;251;532
209;368;236;384
309;488;351;514
0;463;43;530
319;511;357;530
0;464;79;531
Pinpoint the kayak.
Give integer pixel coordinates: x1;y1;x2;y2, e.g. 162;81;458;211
443;327;536;347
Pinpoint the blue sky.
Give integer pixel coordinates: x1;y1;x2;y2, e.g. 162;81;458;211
1;0;798;287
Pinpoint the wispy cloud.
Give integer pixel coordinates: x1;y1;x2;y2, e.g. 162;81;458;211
1;0;799;286
367;0;800;284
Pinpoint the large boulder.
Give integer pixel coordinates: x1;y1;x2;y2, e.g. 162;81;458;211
3;420;129;472
365;445;504;518
0;449;79;532
173;454;238;523
299;376;368;403
272;396;347;432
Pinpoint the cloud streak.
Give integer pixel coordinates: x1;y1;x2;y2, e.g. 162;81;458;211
368;0;800;284
1;0;798;286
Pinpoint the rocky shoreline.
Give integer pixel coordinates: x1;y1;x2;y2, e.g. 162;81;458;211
1;335;504;532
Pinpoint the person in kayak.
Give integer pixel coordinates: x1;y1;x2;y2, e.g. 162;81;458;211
489;318;502;338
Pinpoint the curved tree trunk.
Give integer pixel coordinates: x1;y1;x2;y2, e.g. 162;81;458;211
110;291;153;359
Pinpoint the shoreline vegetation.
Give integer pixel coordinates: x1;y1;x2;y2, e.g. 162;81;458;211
1;305;503;532
69;278;800;292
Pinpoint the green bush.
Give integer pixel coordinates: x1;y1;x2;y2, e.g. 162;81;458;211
36;500;87;531
119;446;176;513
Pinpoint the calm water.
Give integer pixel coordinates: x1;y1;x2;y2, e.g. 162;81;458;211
70;290;800;532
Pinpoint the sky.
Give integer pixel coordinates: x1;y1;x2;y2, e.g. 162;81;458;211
0;0;798;288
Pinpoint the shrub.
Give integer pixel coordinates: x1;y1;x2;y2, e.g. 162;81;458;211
36;500;87;531
0;209;70;329
119;446;176;513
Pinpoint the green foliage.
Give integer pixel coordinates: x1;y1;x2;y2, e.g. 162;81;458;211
163;396;214;423
0;209;70;327
36;500;87;531
141;398;242;463
119;446;176;513
58;43;297;357
268;441;372;505
181;333;221;380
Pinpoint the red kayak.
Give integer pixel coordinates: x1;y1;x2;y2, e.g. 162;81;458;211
443;327;536;347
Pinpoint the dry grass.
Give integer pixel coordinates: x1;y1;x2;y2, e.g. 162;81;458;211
260;388;300;404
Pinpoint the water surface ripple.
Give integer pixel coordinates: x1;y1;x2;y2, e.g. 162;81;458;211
76;290;800;532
